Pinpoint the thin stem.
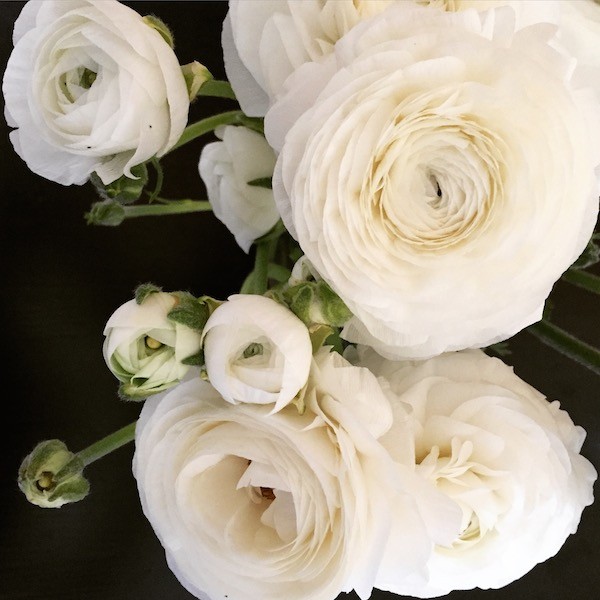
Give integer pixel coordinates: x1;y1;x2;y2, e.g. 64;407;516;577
562;269;600;295
171;110;244;151
76;421;137;467
123;200;212;218
147;158;164;203
527;319;600;376
197;79;237;100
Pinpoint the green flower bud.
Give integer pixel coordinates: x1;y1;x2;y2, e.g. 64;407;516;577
90;163;149;205
85;199;126;226
182;61;212;101
285;280;352;328
18;440;89;509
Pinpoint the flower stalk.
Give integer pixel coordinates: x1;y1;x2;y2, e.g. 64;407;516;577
562;269;600;295
76;421;137;467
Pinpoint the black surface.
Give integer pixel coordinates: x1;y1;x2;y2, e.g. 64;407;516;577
0;2;599;600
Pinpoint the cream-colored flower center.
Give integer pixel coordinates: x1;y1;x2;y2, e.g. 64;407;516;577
365;105;503;251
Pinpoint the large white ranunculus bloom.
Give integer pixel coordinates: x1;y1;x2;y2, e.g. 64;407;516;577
103;292;202;399
3;0;189;185
222;0;558;117
201;294;312;411
199;126;279;253
358;347;597;596
133;349;461;600
266;4;600;359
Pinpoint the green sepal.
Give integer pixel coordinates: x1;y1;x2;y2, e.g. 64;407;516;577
167;292;211;332
90;163;148;205
134;282;162;305
143;15;174;48
85;199;125;226
308;324;335;354
181;350;205;367
316;281;353;327
118;382;154;402
285;283;315;324
247;177;272;189
570;234;600;270
284;280;352;328
182;61;212;101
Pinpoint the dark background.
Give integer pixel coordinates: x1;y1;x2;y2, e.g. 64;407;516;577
0;2;599;600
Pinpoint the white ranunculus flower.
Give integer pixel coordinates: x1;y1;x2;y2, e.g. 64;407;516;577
133;349;460;600
199;125;279;253
3;0;189;185
201;294;312;411
267;4;600;359
359;347;597;596
103;292;202;399
222;0;558;117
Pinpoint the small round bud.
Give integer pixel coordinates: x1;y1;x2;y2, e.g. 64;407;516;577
18;440;89;509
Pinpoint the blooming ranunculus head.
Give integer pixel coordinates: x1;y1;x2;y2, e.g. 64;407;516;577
3;0;189;185
133;348;460;600
201;294;312;411
199;125;279;253
103;291;203;399
359;347;597;596
267;4;600;359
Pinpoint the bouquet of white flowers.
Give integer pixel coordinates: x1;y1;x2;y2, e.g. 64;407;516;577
2;2;600;600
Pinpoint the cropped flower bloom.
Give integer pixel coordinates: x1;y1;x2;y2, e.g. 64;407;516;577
3;0;189;185
199;125;279;252
103;292;203;399
222;0;558;117
201;294;312;411
133;349;460;600
267;4;600;358
359;348;597;596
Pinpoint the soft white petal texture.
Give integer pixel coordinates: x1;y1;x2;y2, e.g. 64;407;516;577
223;0;560;117
360;347;597;596
103;292;202;397
266;3;600;359
199;126;279;253
3;0;189;185
133;349;460;600
202;294;312;411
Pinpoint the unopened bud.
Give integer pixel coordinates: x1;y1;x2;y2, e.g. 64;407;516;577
182;61;213;101
85;199;126;226
18;440;89;508
90;163;148;205
285;280;352;328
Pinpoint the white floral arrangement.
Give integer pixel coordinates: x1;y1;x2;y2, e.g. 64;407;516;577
5;1;600;600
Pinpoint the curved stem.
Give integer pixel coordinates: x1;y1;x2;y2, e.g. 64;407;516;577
562;269;600;295
171;110;244;151
76;421;137;467
123;200;212;218
527;319;600;376
147;158;164;203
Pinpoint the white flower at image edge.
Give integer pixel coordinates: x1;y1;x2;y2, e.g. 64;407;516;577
2;0;189;185
133;348;461;600
222;0;559;117
267;4;600;359
201;294;312;411
358;347;597;596
103;292;202;398
199;125;279;253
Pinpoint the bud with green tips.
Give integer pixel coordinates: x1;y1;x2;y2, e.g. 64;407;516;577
18;440;89;508
182;61;212;101
85;199;126;226
284;280;352;328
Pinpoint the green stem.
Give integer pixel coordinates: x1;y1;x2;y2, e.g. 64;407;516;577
527;319;600;376
197;79;237;100
147;158;164;203
123;200;212;218
562;269;600;294
76;421;137;467
171;110;244;151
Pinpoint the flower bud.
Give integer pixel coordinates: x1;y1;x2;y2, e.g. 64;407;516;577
285;280;352;328
18;440;89;508
103;290;204;400
85;199;126;227
90;163;149;205
182;61;213;101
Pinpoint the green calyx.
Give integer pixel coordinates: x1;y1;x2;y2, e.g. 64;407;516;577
18;440;89;509
284;280;352;328
90;164;149;205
